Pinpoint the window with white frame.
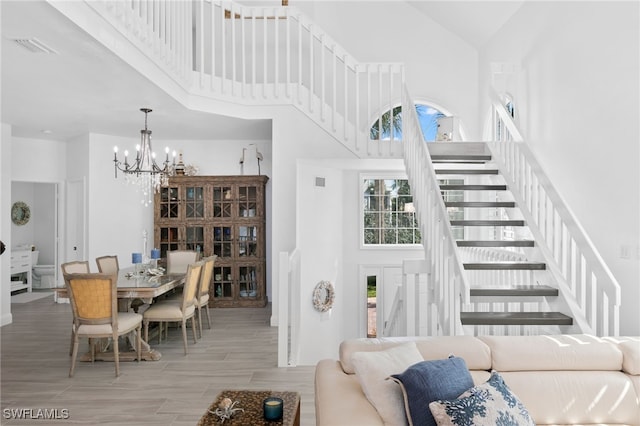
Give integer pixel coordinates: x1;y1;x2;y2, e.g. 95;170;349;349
363;178;421;246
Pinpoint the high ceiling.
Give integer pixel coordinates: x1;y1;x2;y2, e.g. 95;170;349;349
1;1;522;143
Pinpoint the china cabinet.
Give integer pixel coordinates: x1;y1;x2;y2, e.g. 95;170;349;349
154;175;268;307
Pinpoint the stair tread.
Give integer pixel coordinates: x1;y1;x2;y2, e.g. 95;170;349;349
451;219;525;226
440;184;507;191
470;285;558;297
431;154;492;161
463;262;546;270
435;169;499;175
460;311;573;326
445;201;516;208
457;240;535;247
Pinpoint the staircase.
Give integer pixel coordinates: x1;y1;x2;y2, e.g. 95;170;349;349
53;0;620;343
429;142;573;334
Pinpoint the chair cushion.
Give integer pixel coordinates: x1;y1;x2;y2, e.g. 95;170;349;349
390;356;474;426
199;294;210;306
77;312;142;335
143;302;195;320
429;371;535;426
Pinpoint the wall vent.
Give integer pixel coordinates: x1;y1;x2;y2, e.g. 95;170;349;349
11;38;58;54
315;177;326;187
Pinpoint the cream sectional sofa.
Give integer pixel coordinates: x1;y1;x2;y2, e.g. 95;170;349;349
315;334;640;425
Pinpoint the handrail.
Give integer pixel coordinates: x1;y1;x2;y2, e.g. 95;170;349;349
381;285;405;337
488;95;620;336
278;248;301;367
79;0;405;157
402;86;468;336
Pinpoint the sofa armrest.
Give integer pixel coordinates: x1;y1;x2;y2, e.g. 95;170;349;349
315;359;383;426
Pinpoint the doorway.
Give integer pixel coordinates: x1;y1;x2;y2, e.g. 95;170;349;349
360;265;403;338
10;181;59;290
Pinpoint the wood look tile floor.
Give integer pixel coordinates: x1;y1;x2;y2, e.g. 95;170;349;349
1;294;316;425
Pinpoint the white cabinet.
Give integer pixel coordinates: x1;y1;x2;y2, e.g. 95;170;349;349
10;250;32;293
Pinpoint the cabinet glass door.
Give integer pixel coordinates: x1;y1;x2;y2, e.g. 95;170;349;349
213;226;232;258
185;186;205;218
159;227;179;257
238;226;258;257
213;186;233;217
185;226;204;253
238;265;258;298
213;266;233;299
238;185;258;217
160;187;179;218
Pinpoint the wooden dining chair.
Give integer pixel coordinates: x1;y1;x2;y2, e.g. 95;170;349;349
166;250;198;275
65;273;142;377
61;260;90;275
61;261;91;355
96;255;119;276
196;256;216;336
143;261;203;355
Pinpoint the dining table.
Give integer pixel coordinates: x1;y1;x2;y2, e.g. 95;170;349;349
54;266;186;361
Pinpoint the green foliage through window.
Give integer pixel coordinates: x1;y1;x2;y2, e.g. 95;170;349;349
363;179;421;245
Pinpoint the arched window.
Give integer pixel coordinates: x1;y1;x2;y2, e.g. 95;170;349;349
369;103;447;142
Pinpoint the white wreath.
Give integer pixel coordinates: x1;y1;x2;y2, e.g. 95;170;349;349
312;280;335;312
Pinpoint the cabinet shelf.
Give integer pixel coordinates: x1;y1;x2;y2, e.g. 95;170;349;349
155;175;268;308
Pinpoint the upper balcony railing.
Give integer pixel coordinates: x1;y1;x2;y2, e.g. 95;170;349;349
81;0;405;157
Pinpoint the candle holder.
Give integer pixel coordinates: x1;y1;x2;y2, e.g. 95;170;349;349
132;252;142;274
263;397;283;421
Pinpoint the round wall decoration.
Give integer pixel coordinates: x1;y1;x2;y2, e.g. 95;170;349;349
312;280;335;312
11;201;31;226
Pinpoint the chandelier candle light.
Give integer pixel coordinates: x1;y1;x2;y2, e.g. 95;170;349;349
113;108;175;207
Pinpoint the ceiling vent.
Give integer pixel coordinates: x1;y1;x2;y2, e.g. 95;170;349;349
11;38;58;54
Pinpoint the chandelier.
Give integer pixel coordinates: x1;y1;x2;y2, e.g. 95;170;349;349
113;108;174;207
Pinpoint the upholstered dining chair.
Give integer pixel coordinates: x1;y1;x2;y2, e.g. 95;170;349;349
143;261;203;355
166;250;198;275
61;260;90;275
96;255;119;277
195;256;216;336
61;261;92;355
64;273;142;377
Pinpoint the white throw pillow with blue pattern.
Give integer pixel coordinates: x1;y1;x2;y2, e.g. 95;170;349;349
429;371;535;426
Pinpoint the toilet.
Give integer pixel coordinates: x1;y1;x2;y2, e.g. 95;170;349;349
31;251;56;289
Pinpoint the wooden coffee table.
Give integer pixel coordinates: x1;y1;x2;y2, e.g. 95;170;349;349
198;390;300;426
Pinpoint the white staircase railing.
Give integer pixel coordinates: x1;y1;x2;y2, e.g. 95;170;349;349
78;0;404;157
402;86;468;336
278;248;301;367
488;93;620;336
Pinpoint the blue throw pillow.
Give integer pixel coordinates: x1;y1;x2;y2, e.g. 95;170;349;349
390;356;474;426
428;370;535;426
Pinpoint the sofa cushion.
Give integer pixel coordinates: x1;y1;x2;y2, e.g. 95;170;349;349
429;371;535;426
604;336;640;375
479;334;623;371
351;342;424;426
414;336;492;371
339;336;492;374
390;356;474;426
499;370;640;425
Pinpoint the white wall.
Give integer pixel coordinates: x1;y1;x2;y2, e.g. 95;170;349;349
479;1;640;335
1;123;12;326
294;157;425;365
295;1;480;139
